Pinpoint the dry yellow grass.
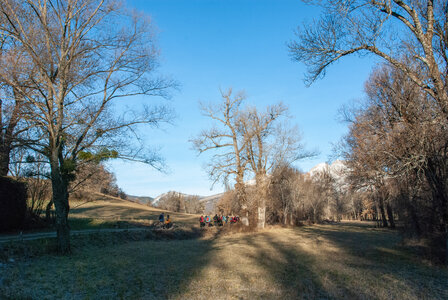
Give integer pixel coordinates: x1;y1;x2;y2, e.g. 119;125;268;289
1;222;447;299
68;193;200;229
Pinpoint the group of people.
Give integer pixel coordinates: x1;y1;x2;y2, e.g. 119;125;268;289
158;212;172;229
158;212;240;229
199;214;240;227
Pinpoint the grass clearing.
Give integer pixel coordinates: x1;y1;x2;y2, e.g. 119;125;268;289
69;195;199;229
1;222;447;299
17;193;200;233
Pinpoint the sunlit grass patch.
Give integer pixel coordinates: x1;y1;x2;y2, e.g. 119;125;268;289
69;195;200;228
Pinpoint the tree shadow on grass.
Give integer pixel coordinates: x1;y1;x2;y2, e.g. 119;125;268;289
238;233;334;299
237;232;376;299
161;224;448;299
294;223;448;299
0;228;217;299
221;222;447;299
2;224;447;299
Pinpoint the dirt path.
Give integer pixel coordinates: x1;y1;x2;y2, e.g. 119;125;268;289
0;227;149;243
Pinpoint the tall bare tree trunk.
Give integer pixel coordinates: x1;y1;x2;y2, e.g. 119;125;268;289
50;151;71;254
257;198;266;229
0;92;24;176
377;198;388;228
425;162;448;265
235;178;249;226
386;203;395;229
0;147;10;176
256;174;267;229
428;189;447;265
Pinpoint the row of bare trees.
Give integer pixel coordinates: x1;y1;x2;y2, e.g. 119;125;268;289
191;88;309;228
289;0;448;265
156;192;204;214
216;162;352;226
0;0;175;253
340;64;448;264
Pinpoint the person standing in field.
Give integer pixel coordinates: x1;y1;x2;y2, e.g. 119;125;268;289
200;215;205;227
165;215;172;229
205;215;211;227
213;214;219;226
159;212;165;225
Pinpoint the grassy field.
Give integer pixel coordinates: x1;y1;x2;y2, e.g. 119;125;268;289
1;221;447;299
68;194;199;230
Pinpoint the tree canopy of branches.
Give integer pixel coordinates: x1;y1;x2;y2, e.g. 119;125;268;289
0;0;175;253
289;0;447;112
191;89;250;218
192;88;306;227
0;39;34;176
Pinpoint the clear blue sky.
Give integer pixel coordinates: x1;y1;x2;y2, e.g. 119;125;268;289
107;0;377;198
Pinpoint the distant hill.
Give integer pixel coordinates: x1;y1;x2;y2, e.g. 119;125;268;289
126;195;154;206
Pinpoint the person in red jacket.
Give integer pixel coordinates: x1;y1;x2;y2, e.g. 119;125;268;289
199;215;205;227
205;215;212;227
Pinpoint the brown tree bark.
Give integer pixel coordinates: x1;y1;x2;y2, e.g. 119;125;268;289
386;203;395;229
50;149;71;254
425;161;448;265
0;93;24;176
378;198;388;228
0;147;10;176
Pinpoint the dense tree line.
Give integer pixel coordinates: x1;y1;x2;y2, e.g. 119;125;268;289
216;161;352;227
340;64;448;264
156;192;204;214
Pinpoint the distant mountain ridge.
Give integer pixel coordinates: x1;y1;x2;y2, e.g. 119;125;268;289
153;191;196;205
126;195;154;205
308;159;349;190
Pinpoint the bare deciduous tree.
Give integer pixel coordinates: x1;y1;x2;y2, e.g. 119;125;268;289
191;88;249;218
289;0;448;116
241;104;307;228
0;0;175;253
268;163;302;225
